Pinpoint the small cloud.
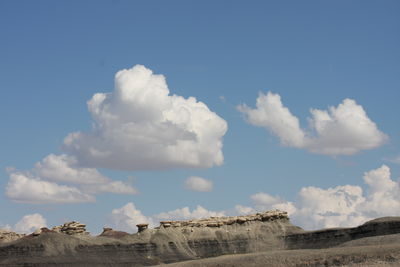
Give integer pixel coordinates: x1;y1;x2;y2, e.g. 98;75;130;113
251;192;296;215
154;205;225;221
234;205;255;215
184;176;213;192
219;95;226;103
110;202;154;233
14;213;47;234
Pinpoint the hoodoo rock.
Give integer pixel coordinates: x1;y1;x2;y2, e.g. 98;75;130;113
52;221;88;236
136;223;149;232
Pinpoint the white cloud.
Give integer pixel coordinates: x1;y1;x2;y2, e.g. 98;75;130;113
84;181;138;195
251;165;400;230
110;203;226;232
6;154;138;204
14;213;47;234
251;192;283;206
184;176;213;192
294;185;367;229
251;192;297;215
361;165;400;217
64;65;228;171
234;205;255;215
35;154;109;184
6;172;95;204
238;92;387;155
238;92;305;147
109;165;399;233
154;205;226;221
110;202;154;233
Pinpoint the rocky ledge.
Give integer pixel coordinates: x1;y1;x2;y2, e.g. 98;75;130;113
0;230;24;243
158;210;288;229
52;221;89;236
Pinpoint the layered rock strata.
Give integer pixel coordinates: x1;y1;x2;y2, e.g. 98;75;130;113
158;210;288;229
0;210;300;266
284;216;400;249
0;212;399;266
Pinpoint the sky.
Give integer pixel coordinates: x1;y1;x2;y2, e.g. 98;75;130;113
0;0;399;234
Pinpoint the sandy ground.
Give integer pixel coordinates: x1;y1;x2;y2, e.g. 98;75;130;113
160;243;400;267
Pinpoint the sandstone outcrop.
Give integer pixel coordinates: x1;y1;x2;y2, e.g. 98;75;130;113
99;227;129;238
52;221;88;236
0;229;24;243
159;210;288;229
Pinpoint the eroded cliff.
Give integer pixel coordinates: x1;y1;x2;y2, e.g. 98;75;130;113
0;211;399;266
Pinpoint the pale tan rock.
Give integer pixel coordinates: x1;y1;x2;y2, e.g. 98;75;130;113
52;221;88;236
0;229;24;243
155;210;289;229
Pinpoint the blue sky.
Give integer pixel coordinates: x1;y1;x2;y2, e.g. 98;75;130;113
0;0;399;233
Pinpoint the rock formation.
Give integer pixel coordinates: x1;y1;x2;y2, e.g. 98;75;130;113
99;227;129;238
52;221;88;236
0;211;399;266
0;229;24;243
158;210;288;228
137;223;149;232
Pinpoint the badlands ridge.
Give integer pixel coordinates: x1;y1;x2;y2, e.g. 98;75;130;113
0;210;399;266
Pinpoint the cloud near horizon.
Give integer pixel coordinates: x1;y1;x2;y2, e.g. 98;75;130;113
14;213;47;234
110;203;226;233
64;65;228;171
109;202;155;233
107;165;398;232
238;91;388;155
251;165;400;229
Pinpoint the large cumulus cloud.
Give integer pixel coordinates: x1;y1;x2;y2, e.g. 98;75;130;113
64;65;228;170
238;91;387;155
